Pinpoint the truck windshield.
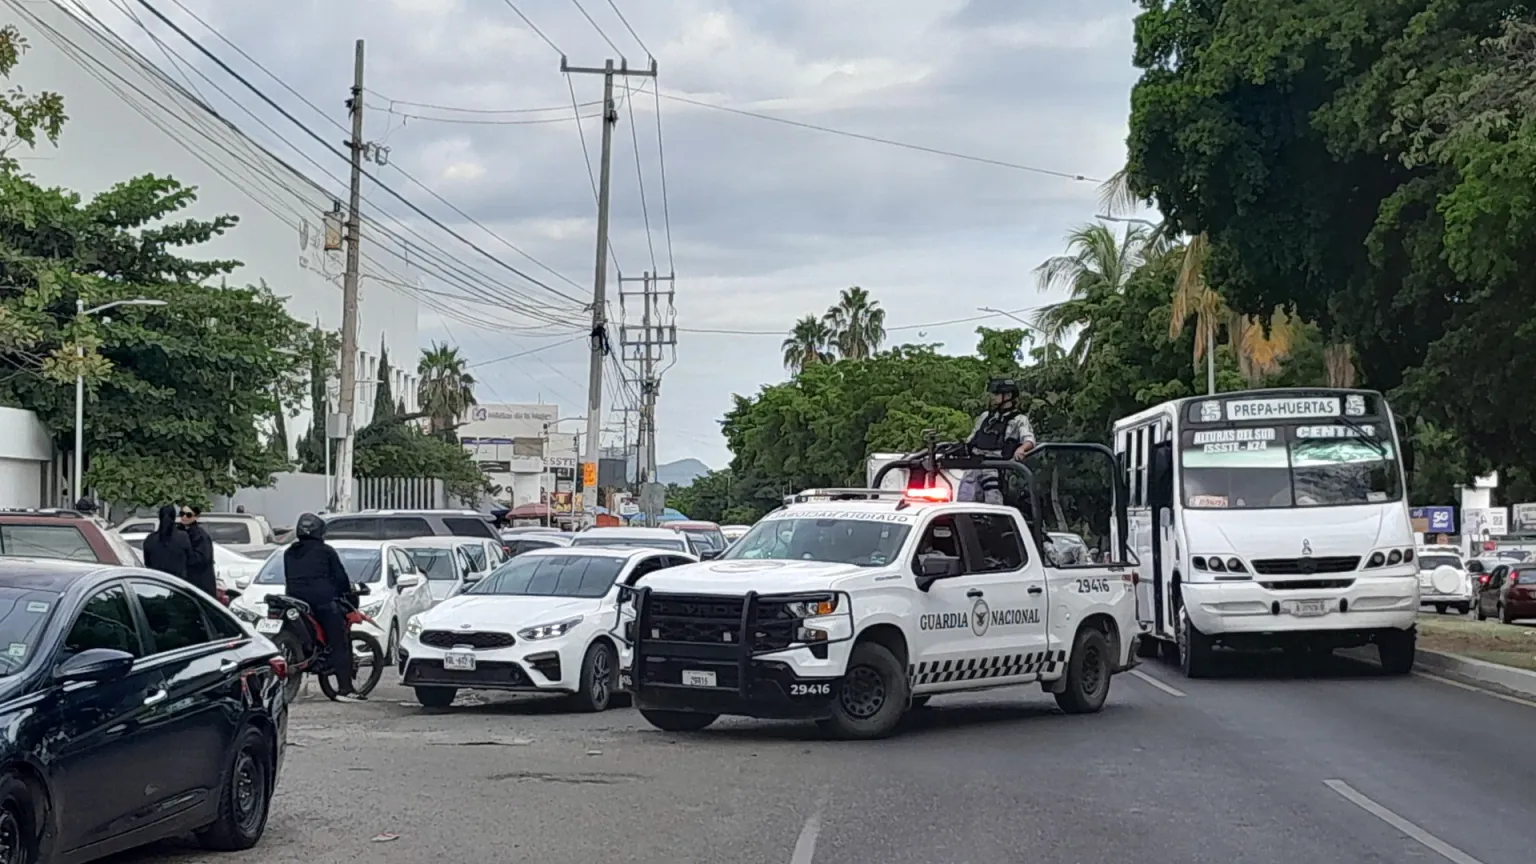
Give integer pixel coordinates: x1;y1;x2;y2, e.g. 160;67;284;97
1418;555;1461;571
1180;423;1403;509
722;517;911;567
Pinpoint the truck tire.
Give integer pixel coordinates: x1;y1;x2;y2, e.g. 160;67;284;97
1434;603;1447;614
1177;608;1215;679
1377;629;1415;675
639;709;718;732
818;640;909;740
1455;602;1470;615
1055;628;1112;714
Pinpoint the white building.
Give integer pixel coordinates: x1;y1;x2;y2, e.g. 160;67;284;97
0;408;59;509
458;404;577;508
8;3;421;458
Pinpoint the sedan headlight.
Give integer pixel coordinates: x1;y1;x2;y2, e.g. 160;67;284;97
405;615;423;638
785;595;840;617
518;616;583;641
360;597;386;615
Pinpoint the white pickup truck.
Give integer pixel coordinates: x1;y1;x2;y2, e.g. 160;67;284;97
618;453;1145;739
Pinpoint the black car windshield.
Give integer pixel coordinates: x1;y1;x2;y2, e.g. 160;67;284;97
722;517;911;567
253;548;382;585
1181;423;1402;509
0;587;61;674
571;535;686;552
405;548;458;580
469;555;623;598
1419;555;1461;570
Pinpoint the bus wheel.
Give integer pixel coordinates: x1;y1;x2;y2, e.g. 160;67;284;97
1177;609;1215;679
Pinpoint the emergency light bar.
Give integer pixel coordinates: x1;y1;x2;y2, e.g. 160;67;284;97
786;488;910;504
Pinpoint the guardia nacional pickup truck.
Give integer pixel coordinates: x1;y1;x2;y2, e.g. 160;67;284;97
616;444;1148;739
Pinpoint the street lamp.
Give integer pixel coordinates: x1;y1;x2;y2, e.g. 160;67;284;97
74;298;167;504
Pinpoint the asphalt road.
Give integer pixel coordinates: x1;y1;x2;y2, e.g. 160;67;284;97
109;651;1535;864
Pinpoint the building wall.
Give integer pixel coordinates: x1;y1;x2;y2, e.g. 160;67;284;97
458;404;577;507
0;407;56;509
9;3;421;456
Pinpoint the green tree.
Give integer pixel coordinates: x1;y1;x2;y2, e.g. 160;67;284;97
781;315;832;373
1032;223;1149;363
417;341;476;437
373;337;395;425
822;286;886;360
0;25;65;173
294;328;340;474
352;413;491;504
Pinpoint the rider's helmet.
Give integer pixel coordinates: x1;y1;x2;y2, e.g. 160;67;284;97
294;512;327;541
986;377;1020;402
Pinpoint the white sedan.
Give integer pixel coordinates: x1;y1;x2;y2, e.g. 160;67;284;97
399;545;698;711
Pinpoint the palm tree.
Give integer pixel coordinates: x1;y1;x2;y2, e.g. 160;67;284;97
822;286;886;360
416;342;477;435
1170;234;1300;392
1032;222;1150;363
781;315;833;373
1230;305;1300;386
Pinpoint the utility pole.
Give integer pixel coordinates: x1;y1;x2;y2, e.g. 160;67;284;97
564;56;657;526
619;270;676;525
333;39;366;513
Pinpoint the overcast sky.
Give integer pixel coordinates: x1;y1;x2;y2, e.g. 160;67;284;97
76;0;1144;468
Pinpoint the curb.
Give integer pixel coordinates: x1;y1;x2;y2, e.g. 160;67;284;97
1343;646;1536;702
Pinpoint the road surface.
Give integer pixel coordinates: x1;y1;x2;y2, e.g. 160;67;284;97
113;652;1533;864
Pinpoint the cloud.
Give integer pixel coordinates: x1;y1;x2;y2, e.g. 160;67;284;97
83;0;1146;469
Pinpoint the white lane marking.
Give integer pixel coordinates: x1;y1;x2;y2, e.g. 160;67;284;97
1324;780;1484;864
790;803;823;864
1413;670;1536;710
1129;669;1186;697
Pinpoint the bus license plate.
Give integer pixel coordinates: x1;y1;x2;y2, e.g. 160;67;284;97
256;618;282;634
444;651;476;671
682;670;716;687
1285;599;1330;617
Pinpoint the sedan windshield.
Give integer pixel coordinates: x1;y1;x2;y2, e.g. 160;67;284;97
0;587;61;675
722;517;911;567
405;548;458;580
469;555;623;598
253;548;382;585
571;536;686;552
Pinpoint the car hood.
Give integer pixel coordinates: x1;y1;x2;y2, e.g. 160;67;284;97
1182;505;1407;560
417;594;598;630
635;559;879;596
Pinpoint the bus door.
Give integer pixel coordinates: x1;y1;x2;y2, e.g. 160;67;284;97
1121;423;1159;632
1149;428;1176;638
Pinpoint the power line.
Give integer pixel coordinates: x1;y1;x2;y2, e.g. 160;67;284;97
366;103;601;125
130;0;590;306
624;81;657;273
499;0;564;56
568;0;622;56
650;82;675;273
466;335;586;369
676;305;1055;336
372;95;603;115
603;0;652;57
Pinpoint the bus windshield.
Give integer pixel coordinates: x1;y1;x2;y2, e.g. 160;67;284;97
1180;422;1402;509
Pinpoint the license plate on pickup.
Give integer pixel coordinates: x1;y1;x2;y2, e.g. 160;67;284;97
255;618;282;634
1284;599;1332;617
681;669;716;687
444;651;476;671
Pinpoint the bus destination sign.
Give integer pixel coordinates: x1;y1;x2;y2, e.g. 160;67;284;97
1224;397;1340;421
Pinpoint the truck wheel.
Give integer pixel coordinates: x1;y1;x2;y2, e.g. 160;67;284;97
1177;609;1215;679
639;709;717;732
1434;603;1447;614
818;640;909;740
1055;628;1112;714
1377;630;1415;675
1455;602;1470;616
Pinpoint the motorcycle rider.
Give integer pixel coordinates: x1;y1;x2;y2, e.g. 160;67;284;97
283;512;362;702
957;378;1036;504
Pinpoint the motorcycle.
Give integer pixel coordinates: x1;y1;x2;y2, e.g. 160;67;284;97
256;582;386;703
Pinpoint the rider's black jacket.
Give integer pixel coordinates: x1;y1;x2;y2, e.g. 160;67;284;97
282;536;352;608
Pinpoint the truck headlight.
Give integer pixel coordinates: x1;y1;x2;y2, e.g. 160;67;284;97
786;595;839;617
518;616;583;641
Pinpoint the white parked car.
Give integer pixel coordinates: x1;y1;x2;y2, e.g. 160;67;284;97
398;537;482;603
399;545;698;711
229;539;433;661
120;532;254;595
570;526;700;556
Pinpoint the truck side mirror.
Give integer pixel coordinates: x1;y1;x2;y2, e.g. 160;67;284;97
914;554;963;590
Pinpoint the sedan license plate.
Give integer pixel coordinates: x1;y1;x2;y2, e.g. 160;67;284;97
1285;599;1331;617
443;651;476;672
255;618;282;634
681;669;716;687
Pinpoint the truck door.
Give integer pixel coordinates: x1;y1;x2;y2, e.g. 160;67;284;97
910;511;1049;691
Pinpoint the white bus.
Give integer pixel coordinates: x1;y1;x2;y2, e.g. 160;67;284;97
1112;388;1418;677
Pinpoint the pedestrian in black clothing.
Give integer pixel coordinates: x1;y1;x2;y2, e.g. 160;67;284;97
141;505;191;578
283;512;363;701
180;505;219;599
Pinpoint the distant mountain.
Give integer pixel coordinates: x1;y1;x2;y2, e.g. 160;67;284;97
657;458;711;486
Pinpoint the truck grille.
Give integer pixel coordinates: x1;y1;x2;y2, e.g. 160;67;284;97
1251;556;1360;576
420;630;516;650
647;594;796;653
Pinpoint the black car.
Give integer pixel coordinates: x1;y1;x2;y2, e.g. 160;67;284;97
0;559;287;864
321;510;500;543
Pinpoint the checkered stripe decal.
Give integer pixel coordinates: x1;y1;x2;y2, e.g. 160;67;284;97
907;651;1067;686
